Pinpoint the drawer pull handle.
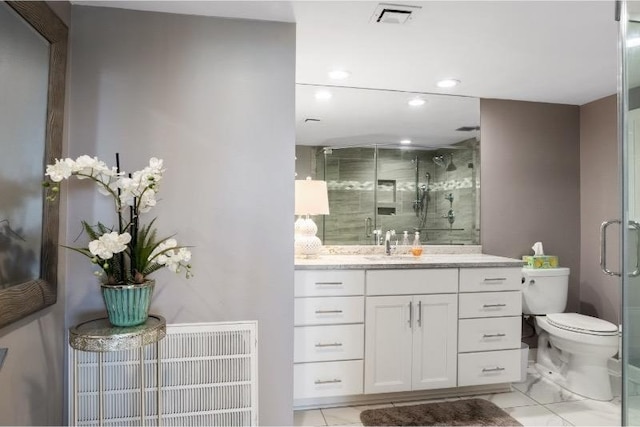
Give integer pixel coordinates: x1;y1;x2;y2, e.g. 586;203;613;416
482;333;506;338
315;379;342;385
482;304;507;308
315;342;343;348
315;310;343;314
482;367;505;373
483;278;507;282
315;282;343;286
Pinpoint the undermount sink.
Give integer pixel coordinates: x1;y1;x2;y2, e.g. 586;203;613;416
363;254;422;262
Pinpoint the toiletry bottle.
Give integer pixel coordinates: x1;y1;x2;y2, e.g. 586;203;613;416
411;232;423;257
402;231;410;246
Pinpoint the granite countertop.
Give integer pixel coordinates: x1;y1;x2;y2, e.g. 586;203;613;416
295;247;523;270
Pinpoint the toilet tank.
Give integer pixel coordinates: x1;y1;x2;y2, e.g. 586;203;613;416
521;267;570;315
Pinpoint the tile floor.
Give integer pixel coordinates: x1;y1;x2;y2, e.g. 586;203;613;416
293;362;622;426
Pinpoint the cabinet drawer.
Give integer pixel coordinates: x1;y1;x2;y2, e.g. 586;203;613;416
295;296;364;326
294;360;363;399
295;270;365;297
458;317;521;352
459;291;521;318
458;349;521;386
366;269;458;295
294;324;364;363
459;268;522;292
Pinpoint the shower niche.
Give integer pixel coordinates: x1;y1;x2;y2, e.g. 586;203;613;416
299;140;480;246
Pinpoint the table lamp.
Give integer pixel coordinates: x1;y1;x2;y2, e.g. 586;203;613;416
295;177;330;258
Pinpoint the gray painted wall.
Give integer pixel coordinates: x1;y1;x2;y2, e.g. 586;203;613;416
579;95;620;325
68;6;295;425
480;99;581;313
0;2;70;425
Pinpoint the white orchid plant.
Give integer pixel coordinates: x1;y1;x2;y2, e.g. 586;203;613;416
44;155;193;285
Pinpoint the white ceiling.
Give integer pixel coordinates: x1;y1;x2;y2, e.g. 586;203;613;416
296;84;479;148
73;1;619;148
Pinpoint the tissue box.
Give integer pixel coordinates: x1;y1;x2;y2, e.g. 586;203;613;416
522;255;559;269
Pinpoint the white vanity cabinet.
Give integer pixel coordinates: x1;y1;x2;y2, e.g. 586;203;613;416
457;267;523;386
293;270;366;400
364;270;458;394
294;261;523;406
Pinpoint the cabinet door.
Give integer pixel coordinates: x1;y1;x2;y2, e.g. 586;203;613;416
364;296;413;394
412;294;458;390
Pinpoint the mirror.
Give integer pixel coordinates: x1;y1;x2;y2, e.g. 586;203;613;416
295;85;480;245
0;2;67;329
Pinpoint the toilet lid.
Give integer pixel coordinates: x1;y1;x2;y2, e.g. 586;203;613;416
546;313;619;336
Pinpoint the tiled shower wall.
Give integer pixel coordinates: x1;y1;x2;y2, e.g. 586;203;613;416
296;141;480;245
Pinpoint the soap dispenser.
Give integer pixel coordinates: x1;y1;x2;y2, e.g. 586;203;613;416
411;232;423;257
402;231;410;246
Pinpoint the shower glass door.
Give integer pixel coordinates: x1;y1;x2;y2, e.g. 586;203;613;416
623;2;640;424
318;147;376;245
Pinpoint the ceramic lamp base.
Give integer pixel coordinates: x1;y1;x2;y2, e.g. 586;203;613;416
295;216;322;258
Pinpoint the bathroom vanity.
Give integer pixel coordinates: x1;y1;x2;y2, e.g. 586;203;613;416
294;249;523;408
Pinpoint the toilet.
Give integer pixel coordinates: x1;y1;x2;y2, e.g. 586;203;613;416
522;267;619;401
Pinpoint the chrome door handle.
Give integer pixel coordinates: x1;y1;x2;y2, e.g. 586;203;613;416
482;333;506;338
315;342;343;348
482;367;505;373
314;379;342;385
600;219;621;276
418;300;422;327
482;304;506;308
408;301;413;328
315;282;343;287
315;310;343;314
630;220;640;277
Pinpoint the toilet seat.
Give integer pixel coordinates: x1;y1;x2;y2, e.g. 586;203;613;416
546;313;618;336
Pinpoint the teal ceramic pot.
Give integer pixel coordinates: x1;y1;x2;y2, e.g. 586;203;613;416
101;280;155;327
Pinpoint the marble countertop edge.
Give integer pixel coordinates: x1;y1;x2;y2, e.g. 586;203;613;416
295;252;524;270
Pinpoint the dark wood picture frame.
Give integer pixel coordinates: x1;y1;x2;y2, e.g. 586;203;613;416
0;1;67;329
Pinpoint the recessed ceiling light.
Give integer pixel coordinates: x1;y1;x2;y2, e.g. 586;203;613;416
437;79;460;88
629;37;640;48
400;139;412;145
328;69;351;80
315;90;332;100
408;98;426;107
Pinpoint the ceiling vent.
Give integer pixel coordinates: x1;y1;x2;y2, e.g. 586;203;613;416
456;126;481;132
370;3;421;24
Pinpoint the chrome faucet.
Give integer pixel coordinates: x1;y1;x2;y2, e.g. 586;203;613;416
384;230;396;255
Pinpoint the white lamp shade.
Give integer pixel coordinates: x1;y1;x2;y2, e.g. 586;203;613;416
295;179;330;216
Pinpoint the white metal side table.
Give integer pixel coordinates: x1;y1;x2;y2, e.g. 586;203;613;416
69;315;166;426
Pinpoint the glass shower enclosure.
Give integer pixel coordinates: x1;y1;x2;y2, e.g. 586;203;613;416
622;1;640;423
314;141;480;246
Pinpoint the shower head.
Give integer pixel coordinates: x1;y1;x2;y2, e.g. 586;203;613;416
446;157;457;172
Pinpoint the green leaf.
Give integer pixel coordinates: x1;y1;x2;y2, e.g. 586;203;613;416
141;262;164;276
61;245;93;259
